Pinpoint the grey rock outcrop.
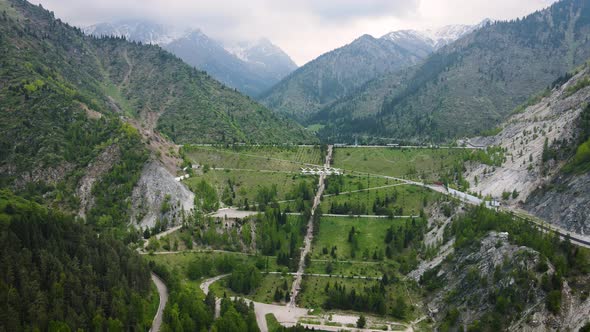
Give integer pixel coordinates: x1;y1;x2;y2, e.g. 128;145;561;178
130;161;194;229
77;144;120;218
525;170;590;235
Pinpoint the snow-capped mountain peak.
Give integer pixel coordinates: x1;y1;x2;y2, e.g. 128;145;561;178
381;30;434;45
84;20;297;96
381;19;492;51
224;38;298;72
84;20;182;45
225;39;290;63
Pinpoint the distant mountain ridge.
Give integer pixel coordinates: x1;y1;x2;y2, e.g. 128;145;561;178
84;20;181;45
85;20;298;97
382;19;492;52
225;38;298;82
260;20;490;121
313;0;590;143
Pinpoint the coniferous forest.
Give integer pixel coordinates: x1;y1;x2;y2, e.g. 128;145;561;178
0;190;154;331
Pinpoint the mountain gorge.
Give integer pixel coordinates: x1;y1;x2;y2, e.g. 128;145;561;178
312;0;590;143
86;21;298;97
259;21;488;122
2;0;590;331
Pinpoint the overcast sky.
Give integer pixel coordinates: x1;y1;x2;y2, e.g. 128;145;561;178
31;0;557;65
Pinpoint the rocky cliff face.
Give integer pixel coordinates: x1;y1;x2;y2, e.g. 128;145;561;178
130;161;195;229
424;232;590;331
464;64;590;235
525;165;590;236
76;144;121;219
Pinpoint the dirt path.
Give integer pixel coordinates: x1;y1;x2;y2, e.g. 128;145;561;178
289;145;333;307
143;248;254;256
266;271;381;280
142;225;183;250
210;208;260;219
211;167;296;174
312;213;420;219
322;182;409;198
122;49;133;86
149;273;168;332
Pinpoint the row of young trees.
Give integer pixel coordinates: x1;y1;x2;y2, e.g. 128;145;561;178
329;201;368;215
328;189;425;217
324;281;387;315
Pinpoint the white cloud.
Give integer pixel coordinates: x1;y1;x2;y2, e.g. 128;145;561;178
31;0;558;65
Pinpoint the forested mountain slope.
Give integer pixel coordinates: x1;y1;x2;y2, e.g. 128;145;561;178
259;34;426;122
426;208;590;331
0;0;314;232
0;0;149;233
0;0;312;147
87;21;298;97
0;190;154;331
315;0;590;143
259;22;488;123
164;30;270;98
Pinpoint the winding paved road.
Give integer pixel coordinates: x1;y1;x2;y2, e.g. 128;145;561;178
341;169;590;249
149;273;168;332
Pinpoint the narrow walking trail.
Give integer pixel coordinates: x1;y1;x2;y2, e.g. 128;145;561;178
142;225;183;250
149;273;168;332
122;49;133;86
199;274;229;319
289;145;333;307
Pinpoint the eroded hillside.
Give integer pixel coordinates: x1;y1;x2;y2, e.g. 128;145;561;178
464;63;590;235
